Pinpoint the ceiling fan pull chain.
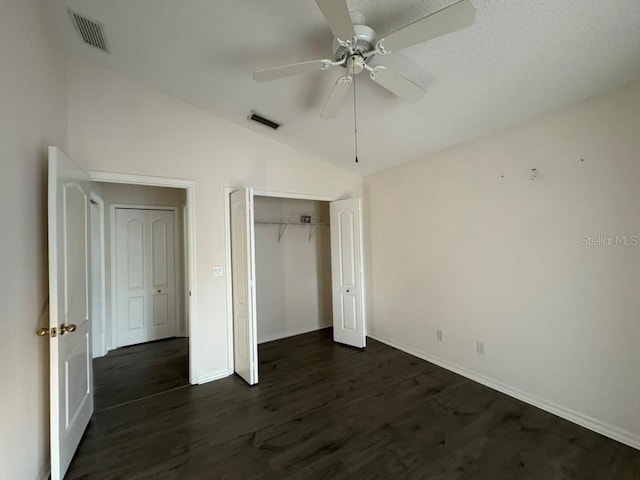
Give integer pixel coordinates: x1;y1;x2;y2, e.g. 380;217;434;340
353;72;359;164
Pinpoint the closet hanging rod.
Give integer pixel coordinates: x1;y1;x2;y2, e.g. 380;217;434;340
255;221;325;226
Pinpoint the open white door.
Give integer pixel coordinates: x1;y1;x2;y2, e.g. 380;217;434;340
230;188;258;385
330;198;366;348
48;147;93;480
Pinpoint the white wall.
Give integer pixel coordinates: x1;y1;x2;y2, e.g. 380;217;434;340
96;182;188;351
66;56;362;382
364;80;640;449
0;0;68;478
254;197;332;343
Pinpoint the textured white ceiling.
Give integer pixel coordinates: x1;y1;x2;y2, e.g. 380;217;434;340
55;0;640;175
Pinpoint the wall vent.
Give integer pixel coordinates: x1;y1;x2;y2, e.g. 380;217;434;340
249;112;281;130
68;9;109;53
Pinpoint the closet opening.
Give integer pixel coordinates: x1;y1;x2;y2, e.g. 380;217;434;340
226;188;367;386
254;196;332;347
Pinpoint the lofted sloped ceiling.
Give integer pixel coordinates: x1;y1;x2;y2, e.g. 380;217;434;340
55;0;640;175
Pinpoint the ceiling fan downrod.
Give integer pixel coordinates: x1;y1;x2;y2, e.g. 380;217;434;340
353;71;359;164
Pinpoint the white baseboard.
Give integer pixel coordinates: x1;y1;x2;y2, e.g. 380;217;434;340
368;331;640;451
198;369;232;385
258;324;331;344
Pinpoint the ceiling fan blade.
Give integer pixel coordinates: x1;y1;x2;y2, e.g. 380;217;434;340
378;0;475;53
315;0;356;41
320;75;353;119
369;67;426;103
253;59;331;82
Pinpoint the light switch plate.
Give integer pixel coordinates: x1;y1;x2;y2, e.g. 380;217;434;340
212;266;224;277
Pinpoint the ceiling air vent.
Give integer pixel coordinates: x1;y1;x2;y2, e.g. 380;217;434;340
68;9;109;53
249;112;281;130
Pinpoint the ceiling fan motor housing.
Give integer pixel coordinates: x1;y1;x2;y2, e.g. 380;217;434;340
332;24;376;63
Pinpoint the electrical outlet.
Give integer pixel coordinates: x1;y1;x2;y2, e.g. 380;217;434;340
436;329;443;342
212;266;224;277
476;341;485;355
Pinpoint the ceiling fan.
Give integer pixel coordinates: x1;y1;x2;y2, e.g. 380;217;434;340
252;0;476;119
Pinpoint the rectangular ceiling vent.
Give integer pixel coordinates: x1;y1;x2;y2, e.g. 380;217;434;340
249;112;280;130
68;9;109;53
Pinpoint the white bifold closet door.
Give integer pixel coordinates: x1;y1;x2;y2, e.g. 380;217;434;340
330;198;366;348
115;208;177;347
47;147;93;480
230;188;259;385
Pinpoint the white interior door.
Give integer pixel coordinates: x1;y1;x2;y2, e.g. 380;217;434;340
115;208;176;347
330;198;366;348
48;147;93;480
230;188;258;385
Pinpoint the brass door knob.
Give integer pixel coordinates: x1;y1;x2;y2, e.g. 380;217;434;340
37;327;49;337
60;323;77;335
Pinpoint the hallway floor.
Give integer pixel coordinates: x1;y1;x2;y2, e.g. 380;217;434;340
93;337;189;412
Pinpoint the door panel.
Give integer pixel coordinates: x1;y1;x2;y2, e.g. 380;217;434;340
146;210;176;341
330;198;366;348
116;208;176;346
126;217;144;289
338;210;356;286
127;296;145;330
117;210;146;344
48;147;93;480
230;188;258;385
151;219;168;285
341;296;357;331
64;333;90;427
152;293;169;326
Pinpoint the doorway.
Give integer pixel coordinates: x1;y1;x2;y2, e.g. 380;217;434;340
47;149;200;479
89;181;191;410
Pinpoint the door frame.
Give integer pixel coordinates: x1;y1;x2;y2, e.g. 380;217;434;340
86;171;198;384
110;204;180;348
223;187;340;373
89;191;107;357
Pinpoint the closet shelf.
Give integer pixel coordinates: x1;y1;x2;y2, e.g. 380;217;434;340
255;221;326;242
255;221;325;226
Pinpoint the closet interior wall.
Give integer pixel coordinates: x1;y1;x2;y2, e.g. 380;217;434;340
254;196;332;343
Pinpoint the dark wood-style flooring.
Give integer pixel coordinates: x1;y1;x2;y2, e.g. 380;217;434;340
67;329;640;479
93;337;189;412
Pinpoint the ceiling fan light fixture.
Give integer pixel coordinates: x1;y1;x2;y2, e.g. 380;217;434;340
347;56;365;75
